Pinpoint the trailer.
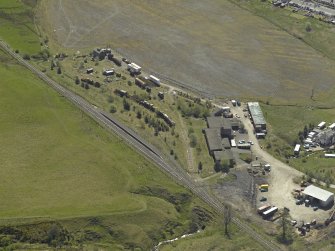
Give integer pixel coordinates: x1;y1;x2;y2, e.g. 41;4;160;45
231;139;236;148
135;78;147;89
103;69;114;76
111;57;122;66
325;154;335;158
317;121;326;129
149;75;161;86
329;123;335;130
263;207;278;218
257;204;271;214
294;144;301;156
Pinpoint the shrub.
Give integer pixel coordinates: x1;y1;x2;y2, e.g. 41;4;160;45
110;106;117;113
305;22;312;32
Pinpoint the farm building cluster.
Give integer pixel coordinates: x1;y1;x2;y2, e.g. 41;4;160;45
294;120;335;156
203;115;239;166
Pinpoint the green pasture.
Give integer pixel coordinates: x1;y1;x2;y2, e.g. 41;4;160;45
0;0;41;54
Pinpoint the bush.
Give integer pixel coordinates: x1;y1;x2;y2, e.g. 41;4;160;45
189;134;197;148
75;76;80;85
110;106;117;113
23;54;30;60
305;22;312;32
107;95;114;103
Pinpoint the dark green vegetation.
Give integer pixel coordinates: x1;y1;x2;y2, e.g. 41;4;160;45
0;48;216;249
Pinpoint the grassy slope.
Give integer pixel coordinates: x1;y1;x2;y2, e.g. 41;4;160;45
0;49;185;218
0;49;211;250
161;224;265;251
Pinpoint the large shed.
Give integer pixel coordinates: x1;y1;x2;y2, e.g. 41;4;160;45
204;128;222;154
247;102;266;131
302;185;334;208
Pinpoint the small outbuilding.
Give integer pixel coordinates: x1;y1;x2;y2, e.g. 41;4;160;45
302;185;334;208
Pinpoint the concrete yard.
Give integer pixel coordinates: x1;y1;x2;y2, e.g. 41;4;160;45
40;0;335;100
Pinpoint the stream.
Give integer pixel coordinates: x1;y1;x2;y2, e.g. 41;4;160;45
153;230;201;251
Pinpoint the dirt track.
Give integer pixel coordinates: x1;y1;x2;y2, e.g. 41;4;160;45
40;0;335;100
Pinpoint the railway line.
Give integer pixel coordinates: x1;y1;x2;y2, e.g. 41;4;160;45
0;40;282;251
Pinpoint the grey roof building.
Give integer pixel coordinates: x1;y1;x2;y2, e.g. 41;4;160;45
204;128;222;154
206;116;232;139
213;150;234;165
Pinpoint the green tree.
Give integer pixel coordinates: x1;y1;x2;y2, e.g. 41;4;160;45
223;204;232;236
75;76;80;85
137;111;142;119
198;162;203;173
123;99;130;111
214;160;222;172
110;106;117;113
189;134;197;148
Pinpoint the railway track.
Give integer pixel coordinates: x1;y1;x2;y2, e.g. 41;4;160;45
0;40;282;251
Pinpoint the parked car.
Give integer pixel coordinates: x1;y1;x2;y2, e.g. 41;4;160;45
260;197;267;202
313;206;318;211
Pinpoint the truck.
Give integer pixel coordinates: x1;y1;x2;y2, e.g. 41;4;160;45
149;75;161;86
259;184;269;190
264;164;271;171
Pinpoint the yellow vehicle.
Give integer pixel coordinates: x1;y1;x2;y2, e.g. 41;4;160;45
259;184;269;190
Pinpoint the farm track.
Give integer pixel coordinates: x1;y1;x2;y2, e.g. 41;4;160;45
0;40;282;251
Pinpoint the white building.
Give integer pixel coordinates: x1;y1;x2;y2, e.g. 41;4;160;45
127;63;142;74
303;185;334;208
149;75;161;86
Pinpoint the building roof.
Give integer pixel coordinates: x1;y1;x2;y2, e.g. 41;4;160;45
303;185;334;202
206;116;224;129
247;102;266;126
204;128;222;152
222;138;231;149
213;150;234;162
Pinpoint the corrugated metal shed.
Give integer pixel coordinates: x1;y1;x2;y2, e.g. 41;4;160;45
247;102;266;126
303;185;334;203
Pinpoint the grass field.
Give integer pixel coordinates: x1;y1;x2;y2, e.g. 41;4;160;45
39;0;335;101
0;0;41;55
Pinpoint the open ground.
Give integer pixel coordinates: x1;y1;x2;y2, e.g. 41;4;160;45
40;0;335;101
